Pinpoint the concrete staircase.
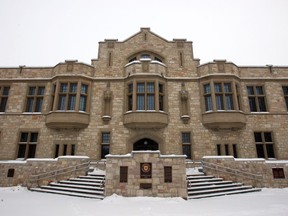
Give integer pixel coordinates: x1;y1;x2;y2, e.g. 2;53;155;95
187;172;261;199
30;173;105;199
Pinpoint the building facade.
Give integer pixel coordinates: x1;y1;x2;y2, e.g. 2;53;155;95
1;27;288;162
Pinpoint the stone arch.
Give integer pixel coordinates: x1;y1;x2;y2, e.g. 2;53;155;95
127;50;165;63
127;131;164;153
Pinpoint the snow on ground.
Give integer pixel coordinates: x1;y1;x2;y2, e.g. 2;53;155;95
0;186;288;216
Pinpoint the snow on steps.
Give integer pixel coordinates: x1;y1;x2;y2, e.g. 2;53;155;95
30;172;105;199
187;173;261;199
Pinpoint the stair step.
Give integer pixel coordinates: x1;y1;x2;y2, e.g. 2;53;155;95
78;175;105;180
188;180;233;187
188;188;261;199
188;183;242;191
188;185;253;196
50;182;104;191
187;177;223;183
30;188;104;199
69;178;104;183
40;185;104;196
59;180;103;187
187;175;214;180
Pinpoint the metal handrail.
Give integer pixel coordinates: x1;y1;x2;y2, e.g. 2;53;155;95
202;161;263;181
29;161;90;183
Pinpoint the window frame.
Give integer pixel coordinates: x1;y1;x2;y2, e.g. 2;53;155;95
182;132;192;159
50;79;90;112
254;132;276;159
54;143;76;158
25;85;45;112
216;143;238;158
119;166;128;183
0;86;10;112
126;78;166;112
282;86;288;110
16;131;39;159
101;132;111;159
202;80;241;112
247;85;268;112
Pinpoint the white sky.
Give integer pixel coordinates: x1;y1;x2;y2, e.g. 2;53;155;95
0;0;287;67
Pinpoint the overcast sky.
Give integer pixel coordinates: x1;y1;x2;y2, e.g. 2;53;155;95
0;0;287;67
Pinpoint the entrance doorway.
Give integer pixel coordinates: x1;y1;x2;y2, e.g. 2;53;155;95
133;138;158;151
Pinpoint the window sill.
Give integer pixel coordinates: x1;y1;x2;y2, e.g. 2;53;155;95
46;111;90;129
202;111;246;130
123;111;168;129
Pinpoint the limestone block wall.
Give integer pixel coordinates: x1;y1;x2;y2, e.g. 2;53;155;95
202;156;288;188
0;156;90;187
105;151;187;199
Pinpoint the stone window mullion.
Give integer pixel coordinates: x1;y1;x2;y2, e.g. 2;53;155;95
210;81;216;111
155;80;159;111
232;81;239;110
75;81;81;111
53;81;60;111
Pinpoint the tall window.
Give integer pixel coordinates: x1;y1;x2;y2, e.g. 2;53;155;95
254;132;275;159
182;132;191;159
127;81;165;112
25;86;45;112
0;86;10;112
54;143;76;158
282;86;288;110
17;132;38;159
164;166;172;183
51;81;89;112
203;81;240;112
247;86;267;112
120;166;128;183
101;132;110;159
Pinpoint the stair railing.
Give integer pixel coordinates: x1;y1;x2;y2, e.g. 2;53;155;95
201;160;263;187
28;161;90;187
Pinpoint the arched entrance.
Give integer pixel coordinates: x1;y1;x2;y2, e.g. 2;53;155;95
133;138;159;151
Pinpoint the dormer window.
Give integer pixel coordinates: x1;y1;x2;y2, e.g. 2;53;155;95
128;51;164;63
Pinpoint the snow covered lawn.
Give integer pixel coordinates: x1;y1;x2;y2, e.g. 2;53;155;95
0;186;288;216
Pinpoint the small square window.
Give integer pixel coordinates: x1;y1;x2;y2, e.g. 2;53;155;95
7;168;15;178
272;168;285;179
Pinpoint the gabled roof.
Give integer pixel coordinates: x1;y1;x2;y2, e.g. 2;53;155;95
122;27;169;43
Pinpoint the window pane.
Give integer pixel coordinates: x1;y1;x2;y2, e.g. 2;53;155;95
204;84;211;94
147;83;154;93
225;95;234;110
60;83;68;92
159;95;164;111
0;98;8;112
128;83;133;93
147;95;155;110
233;144;238;158
216;95;224;110
256;86;264;95
264;132;272;142
26;98;34;112
137;83;145;93
282;86;288;95
54;144;60;158
58;95;66;110
120;166;128;183
247;86;254;95
224;83;232;92
225;144;229;155
37;87;45;95
182;132;190;143
3;87;10;95
128;95;133;111
214;83;222;93
137;95;145;110
71;144;76;155
183;145;191;159
79;95;87;111
27;144;36;158
249;97;257;112
20;133;28;142
102;133;110;144
68;95;76;110
81;84;88;94
258;97;267;111
217;144;221;155
30;133;38;142
17;144;26;158
256;144;265;158
266;144;275;158
35;98;43;112
205;96;212;111
254;132;262;142
70;83;78;93
101;145;109;159
63;144;67;155
164;166;172;183
159;84;164;93
28;87;36;95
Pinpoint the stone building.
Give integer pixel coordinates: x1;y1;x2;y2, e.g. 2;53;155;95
0;28;288;196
